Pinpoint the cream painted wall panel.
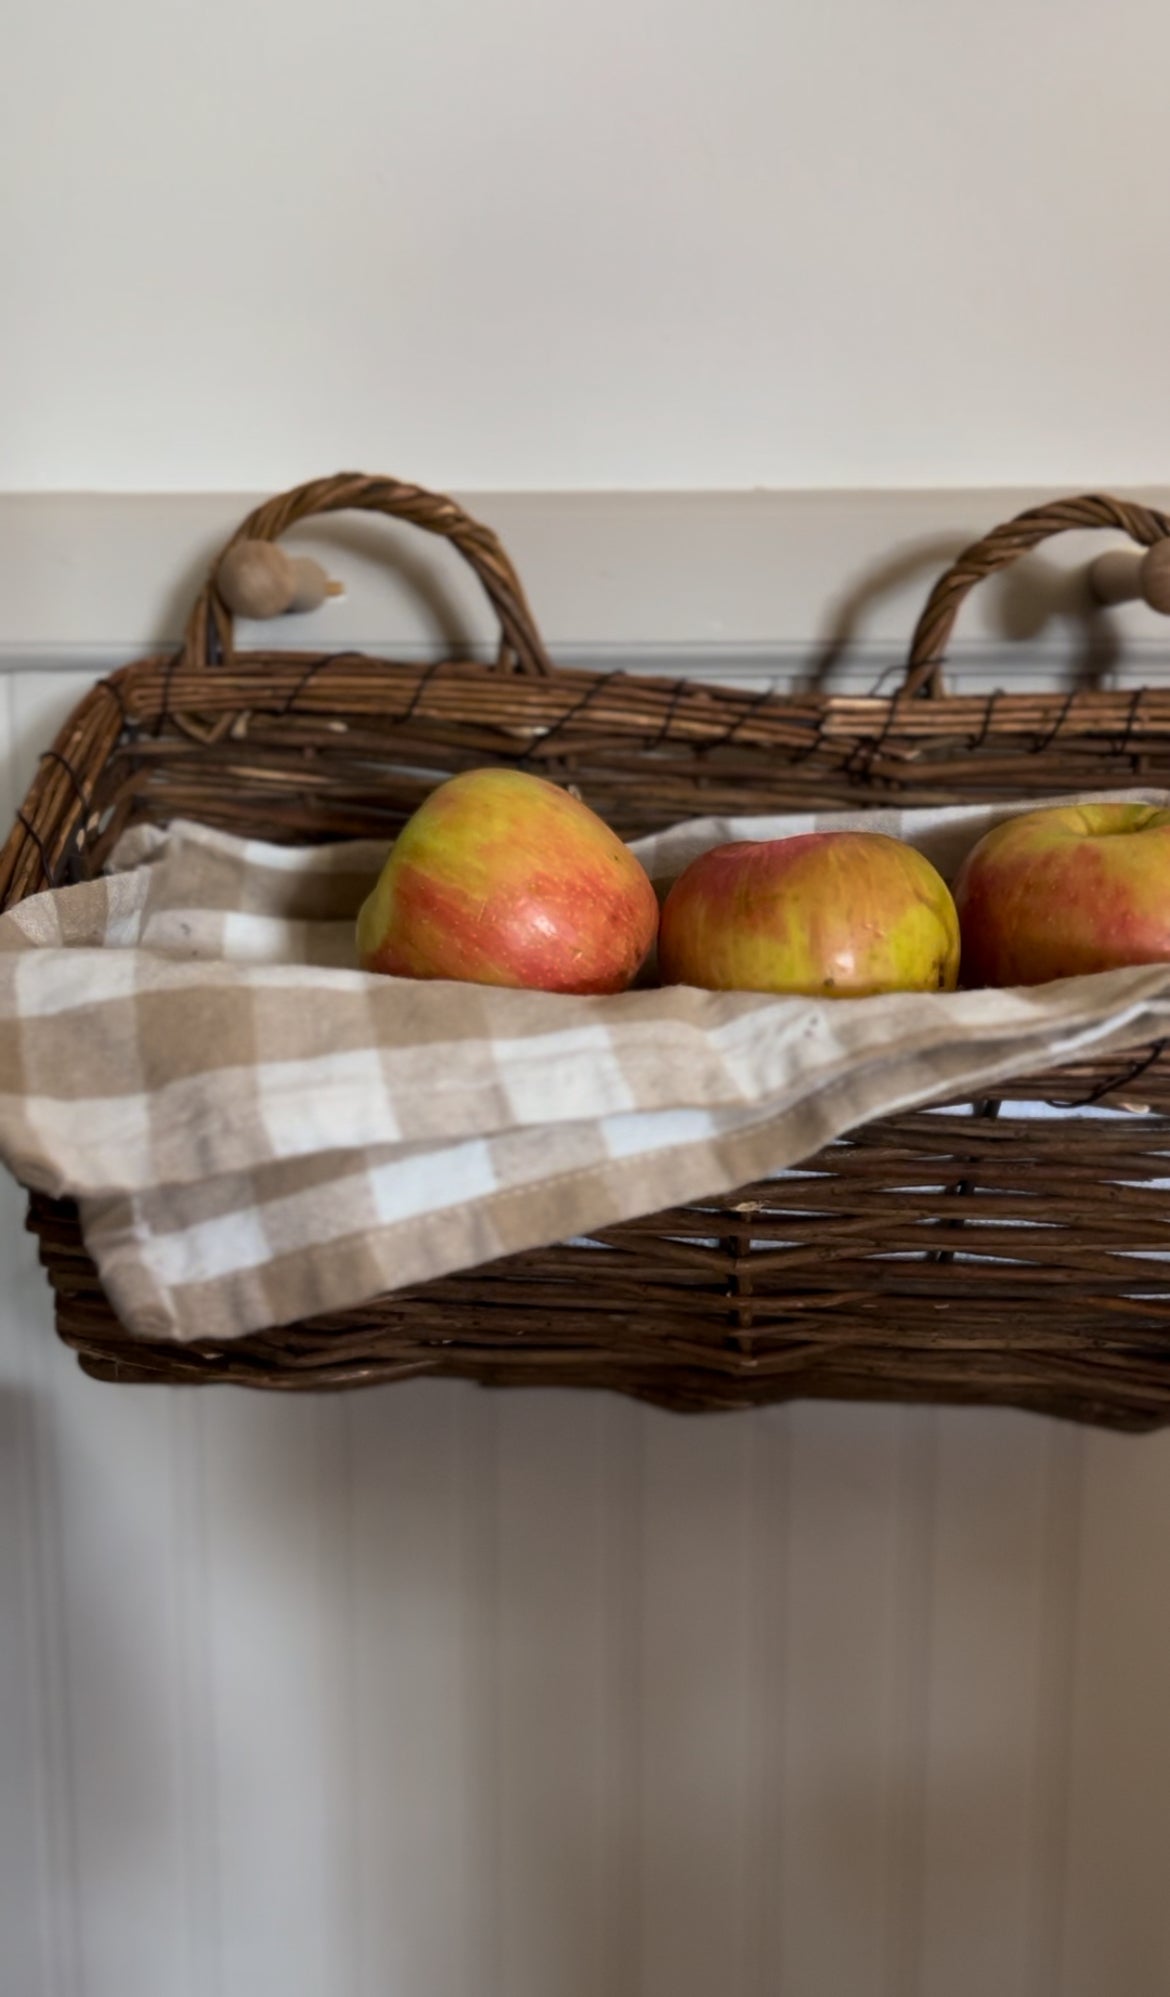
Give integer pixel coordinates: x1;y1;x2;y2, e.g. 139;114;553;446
915;1415;1079;1997
0;679;48;1997
198;1395;348;1997
347;1383;469;1997
1061;1428;1170;1994
493;1393;611;1997
10;488;1170;713
772;1404;923;1997
636;1410;756;1997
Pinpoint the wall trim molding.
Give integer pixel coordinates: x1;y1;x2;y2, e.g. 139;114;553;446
3;487;1170;685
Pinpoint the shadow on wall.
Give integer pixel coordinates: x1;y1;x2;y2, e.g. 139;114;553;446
809;537;1125;689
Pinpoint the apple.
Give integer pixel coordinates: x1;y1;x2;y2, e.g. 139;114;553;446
658;831;959;997
357;767;658;994
953;800;1170;986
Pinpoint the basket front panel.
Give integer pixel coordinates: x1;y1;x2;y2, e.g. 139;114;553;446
29;1091;1170;1430
10;651;1170;1425
38;653;1170;883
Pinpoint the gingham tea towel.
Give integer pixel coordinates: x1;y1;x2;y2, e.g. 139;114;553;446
2;794;1170;1342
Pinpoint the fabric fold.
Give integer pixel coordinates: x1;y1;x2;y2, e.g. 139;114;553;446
0;794;1165;1343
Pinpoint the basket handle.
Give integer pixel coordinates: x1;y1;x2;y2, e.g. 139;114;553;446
182;471;555;676
901;494;1170;697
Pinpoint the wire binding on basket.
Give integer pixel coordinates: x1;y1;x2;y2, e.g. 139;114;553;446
280;652;365;717
3;477;1170;1429
519;668;616;756
38;748;91;815
1031;687;1076;754
646;677;695;753
15;810;60;889
1116;685;1146;762
1070;1038;1170;1109
396;656;452;728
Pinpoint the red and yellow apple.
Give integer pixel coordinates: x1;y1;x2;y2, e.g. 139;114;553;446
953;801;1170;986
658;831;960;997
357;767;658;994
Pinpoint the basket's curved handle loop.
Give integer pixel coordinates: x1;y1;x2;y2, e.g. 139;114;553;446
902;494;1170;698
182;471;555;676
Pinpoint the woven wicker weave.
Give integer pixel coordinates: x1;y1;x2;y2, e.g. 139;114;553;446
7;475;1170;1429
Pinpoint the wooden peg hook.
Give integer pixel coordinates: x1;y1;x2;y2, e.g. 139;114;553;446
1088;539;1170;615
216;540;345;620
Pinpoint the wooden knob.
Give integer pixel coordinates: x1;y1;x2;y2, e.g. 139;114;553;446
1088;539;1170;615
216;541;344;620
1143;539;1170;613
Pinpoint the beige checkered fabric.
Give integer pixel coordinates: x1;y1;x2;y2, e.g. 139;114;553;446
3;793;1170;1344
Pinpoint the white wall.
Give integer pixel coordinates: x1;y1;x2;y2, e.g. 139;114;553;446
5;0;1170;493
8;2;1170;1990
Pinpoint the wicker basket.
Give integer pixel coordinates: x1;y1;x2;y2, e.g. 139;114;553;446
8;475;1170;1430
